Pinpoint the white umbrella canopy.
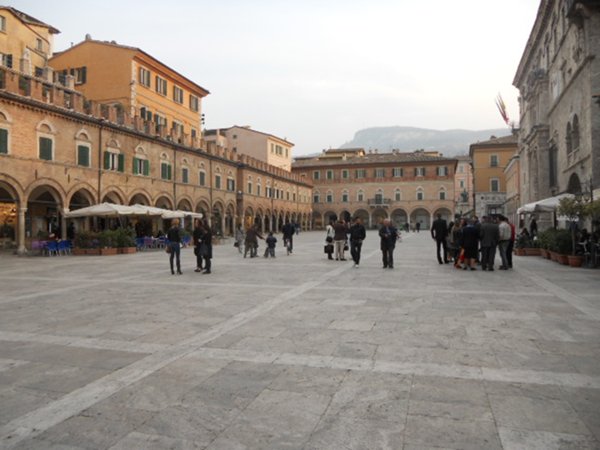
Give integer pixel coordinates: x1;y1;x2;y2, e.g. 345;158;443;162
65;202;149;218
517;193;574;214
131;204;203;219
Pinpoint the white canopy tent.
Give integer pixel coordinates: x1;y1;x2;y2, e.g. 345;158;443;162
64;202;159;218
130;205;203;220
517;193;574;214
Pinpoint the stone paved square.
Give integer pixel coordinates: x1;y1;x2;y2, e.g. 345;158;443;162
1;231;599;449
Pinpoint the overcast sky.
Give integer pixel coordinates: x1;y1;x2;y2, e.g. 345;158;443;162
11;0;539;155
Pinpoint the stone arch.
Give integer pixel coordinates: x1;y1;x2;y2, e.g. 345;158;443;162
372;207;388;227
26;182;65;239
177;197;193;211
195;198;210;214
75;128;92;142
433;207;453;223
410;207;431;230
101;188;126;205
567;172;582;194
35;119;57;134
323;210;337;224
353;208;369;227
129;190;152;206
66;184;95;210
391;208;408;228
225;202;235;236
0;173;24;202
340;210;351;222
25;178;66;204
106;138;121;149
312;210;322;229
0;107;14;123
155;194;174;210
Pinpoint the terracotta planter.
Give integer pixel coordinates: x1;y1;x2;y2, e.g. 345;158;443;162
549;251;558;261
72;248;86;256
118;247;137;254
73;248;100;255
99;247;118;255
543;249;551;259
567;255;583;267
539;248;548;258
524;248;541;256
556;254;569;265
515;248;526;256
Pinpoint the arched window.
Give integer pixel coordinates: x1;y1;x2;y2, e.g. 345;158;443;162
566;122;572;155
572;114;580;151
160;153;172;180
375;188;384;204
394;189;401;201
341;190;349;203
438;187;446;200
75;130;92;168
0;110;12;155
37;121;56;161
357;189;365;202
313;190;320;204
326;190;333;203
416;187;424;201
133;146;149;176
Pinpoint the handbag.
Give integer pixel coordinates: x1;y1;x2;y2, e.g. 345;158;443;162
165;245;171;254
343;242;349;251
324;244;333;254
325;236;333;243
234;242;239;248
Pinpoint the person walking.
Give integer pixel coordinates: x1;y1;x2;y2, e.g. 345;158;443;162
234;224;245;254
349;217;366;267
324;220;335;260
431;213;449;264
498;216;511;270
416;221;421;233
265;232;277;257
479;216;499;271
506;218;515;269
198;221;213;274
244;225;263;258
379;218;398;269
193;219;204;272
282;221;295;254
166;218;182;275
333;219;348;261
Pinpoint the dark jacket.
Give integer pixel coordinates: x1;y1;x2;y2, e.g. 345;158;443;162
199;227;213;258
379;224;398;249
431;218;448;241
166;227;181;243
333;222;348;241
282;223;295;238
349;223;366;242
479;222;499;247
266;235;277;248
460;225;479;249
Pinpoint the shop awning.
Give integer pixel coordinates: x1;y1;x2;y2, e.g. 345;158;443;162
517;193;574;214
64;202;157;218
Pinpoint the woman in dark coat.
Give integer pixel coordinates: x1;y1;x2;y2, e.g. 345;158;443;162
199;221;213;274
460;219;479;271
167;218;182;275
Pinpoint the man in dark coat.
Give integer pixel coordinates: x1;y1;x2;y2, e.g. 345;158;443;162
379;218;398;269
479;216;499;271
349;217;366;267
431;213;449;264
282;221;295;254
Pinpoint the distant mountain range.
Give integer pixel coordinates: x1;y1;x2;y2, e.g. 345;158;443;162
340;126;512;156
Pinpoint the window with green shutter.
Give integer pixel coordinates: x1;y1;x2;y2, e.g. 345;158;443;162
117;154;124;172
143;159;150;176
104;151;111;169
182;168;189;184
0;128;8;154
199;171;206;186
161;163;172;180
77;145;89;167
167;164;172;180
132;157;139;175
39;137;53;160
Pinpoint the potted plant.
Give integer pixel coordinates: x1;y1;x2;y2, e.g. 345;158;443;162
514;234;530;256
98;229;118;255
557;197;588;267
554;229;572;265
114;227;137;254
73;230;100;255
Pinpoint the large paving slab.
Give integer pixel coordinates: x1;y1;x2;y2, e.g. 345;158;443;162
0;230;599;449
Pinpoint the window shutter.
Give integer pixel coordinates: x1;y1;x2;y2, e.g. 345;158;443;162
132;157;139;175
414;168;417;176
103;151;110;169
39;137;52;160
6;54;13;69
0;129;7;154
422;167;426;176
77;145;89;166
143;159;150;176
81;67;87;84
117;153;125;172
167;164;172;180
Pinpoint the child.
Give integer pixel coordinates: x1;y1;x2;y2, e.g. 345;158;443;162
265;232;277;258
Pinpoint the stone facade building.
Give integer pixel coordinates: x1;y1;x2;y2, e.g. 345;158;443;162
513;0;600;204
504;153;521;226
469;135;518;218
0;68;311;253
292;148;457;230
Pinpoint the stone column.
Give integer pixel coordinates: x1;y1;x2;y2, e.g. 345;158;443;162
261;215;266;234
61;210;68;240
17;206;27;255
221;215;226;238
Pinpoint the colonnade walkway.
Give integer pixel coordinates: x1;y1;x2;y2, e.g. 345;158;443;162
0;230;599;449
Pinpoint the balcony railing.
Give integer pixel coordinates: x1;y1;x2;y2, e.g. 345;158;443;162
367;198;391;207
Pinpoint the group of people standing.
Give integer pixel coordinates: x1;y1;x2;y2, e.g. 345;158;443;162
325;217;400;268
432;213;515;271
166;218;213;275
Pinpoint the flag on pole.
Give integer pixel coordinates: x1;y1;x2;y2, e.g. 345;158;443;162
495;93;510;125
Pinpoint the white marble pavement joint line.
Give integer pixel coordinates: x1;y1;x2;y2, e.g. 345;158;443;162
519;268;600;321
0;248;377;449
